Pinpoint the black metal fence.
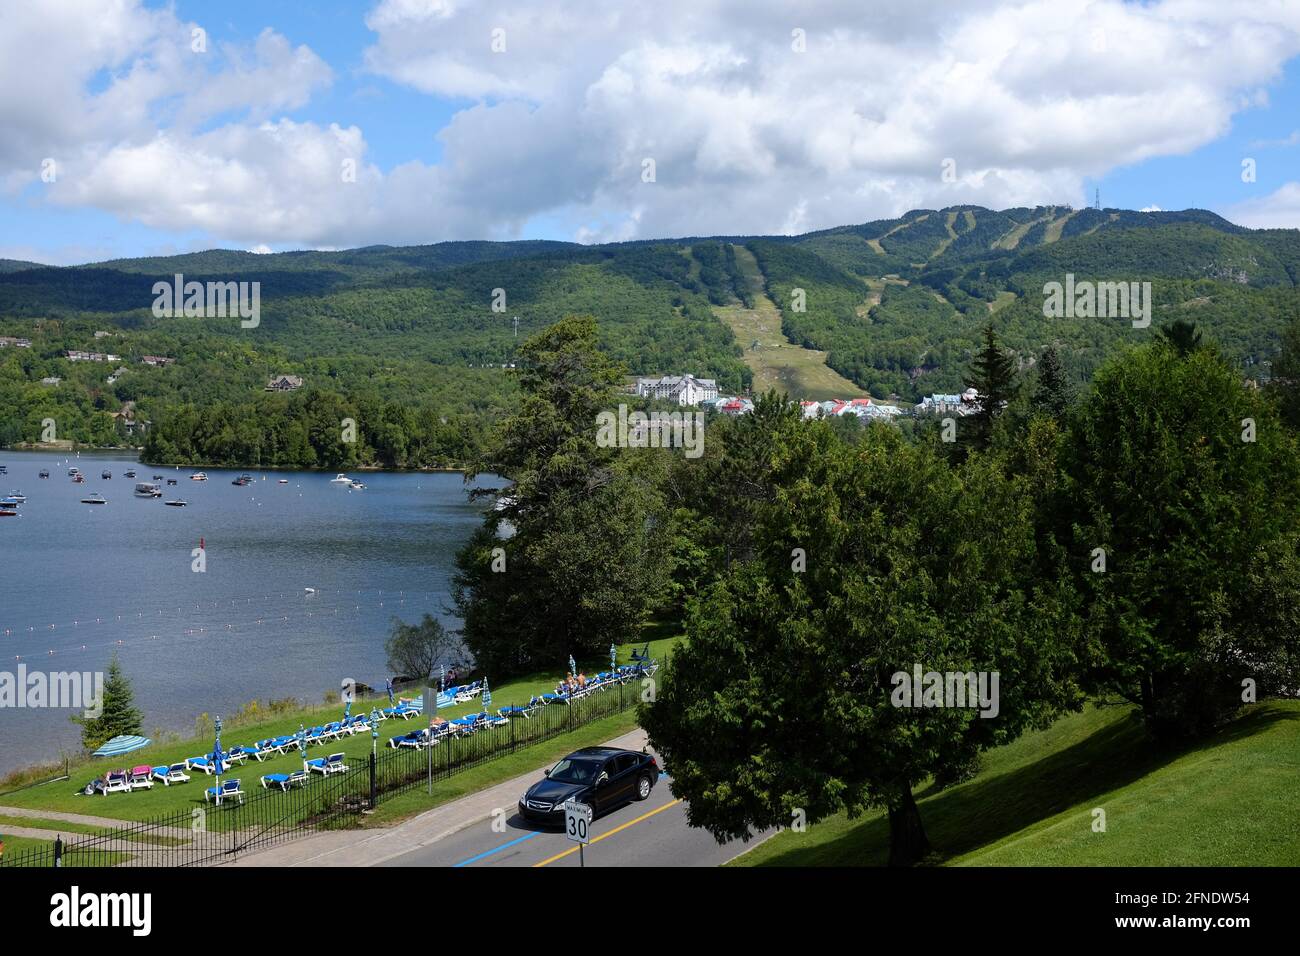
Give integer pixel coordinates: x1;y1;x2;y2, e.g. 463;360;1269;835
0;680;641;868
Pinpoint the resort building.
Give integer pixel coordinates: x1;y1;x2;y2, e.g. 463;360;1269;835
266;374;304;391
635;374;719;406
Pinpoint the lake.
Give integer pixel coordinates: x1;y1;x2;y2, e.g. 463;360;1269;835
0;449;494;776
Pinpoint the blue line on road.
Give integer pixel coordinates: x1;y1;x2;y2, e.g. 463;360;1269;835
452;829;541;867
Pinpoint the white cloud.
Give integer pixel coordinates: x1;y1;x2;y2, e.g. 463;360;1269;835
1228;182;1300;229
4;0;1300;250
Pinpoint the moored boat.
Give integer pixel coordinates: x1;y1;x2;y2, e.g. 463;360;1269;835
39;470;50;479
190;472;207;481
134;482;162;498
81;493;107;505
101;470;112;479
330;473;351;483
164;499;187;507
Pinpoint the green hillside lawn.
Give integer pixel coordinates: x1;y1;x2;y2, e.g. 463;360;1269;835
0;635;679;825
732;699;1300;866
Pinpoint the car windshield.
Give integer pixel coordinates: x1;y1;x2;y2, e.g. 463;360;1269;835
547;757;601;784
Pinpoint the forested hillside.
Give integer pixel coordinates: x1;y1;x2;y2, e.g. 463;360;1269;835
1;206;1296;466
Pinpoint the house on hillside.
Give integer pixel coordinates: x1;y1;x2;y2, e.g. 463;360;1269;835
635;374;719;406
266;375;304;392
141;355;175;367
66;350;118;363
0;336;31;348
916;388;979;416
40;376;61;386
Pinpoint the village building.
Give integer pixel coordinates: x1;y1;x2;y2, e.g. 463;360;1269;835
634;374;719;406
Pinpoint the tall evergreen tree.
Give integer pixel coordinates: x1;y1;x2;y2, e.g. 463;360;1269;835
72;655;143;751
1158;318;1203;357
967;324;1017;451
452;315;671;677
1032;345;1071;419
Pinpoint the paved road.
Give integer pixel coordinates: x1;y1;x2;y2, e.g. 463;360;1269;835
233;727;770;867
383;770;765;867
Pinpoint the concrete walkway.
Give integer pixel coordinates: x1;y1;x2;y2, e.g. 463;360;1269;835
0;804;148;829
230;729;650;867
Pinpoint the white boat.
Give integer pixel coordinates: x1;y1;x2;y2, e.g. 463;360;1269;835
190;472;207;481
278;479;289;484
164;499;187;507
349;480;366;490
134;482;162;498
81;493;107;505
330;474;351;483
7;491;26;503
304;587;316;594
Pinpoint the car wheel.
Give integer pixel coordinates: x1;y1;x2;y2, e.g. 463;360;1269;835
635;773;652;801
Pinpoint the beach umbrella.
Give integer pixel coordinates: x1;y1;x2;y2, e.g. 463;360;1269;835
297;724;308;768
344;697;352;721
212;716;225;804
91;734;151;758
482;676;491;711
386;677;395;707
610;643;617;673
568;654;576;677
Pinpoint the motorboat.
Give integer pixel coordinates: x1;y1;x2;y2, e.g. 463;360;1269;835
134;482;162;498
166;478;178;486
190;472;207;481
39;470;50;479
152;475;164;480
124;469;137;478
81;493;107;505
6;491;26;503
277;479;289;484
330;474;351;483
232;474;253;486
0;509;17;518
349;480;366;490
164;499;187;507
68;467;80;476
101;470;112;479
72;474;85;484
0;497;20;508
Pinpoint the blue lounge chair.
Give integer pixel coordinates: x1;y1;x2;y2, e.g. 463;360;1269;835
185;755;231;775
498;705;529;718
204;779;244;804
260;770;308;791
152;764;190;786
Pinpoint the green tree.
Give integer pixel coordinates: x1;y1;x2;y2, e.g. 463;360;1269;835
453;315;672;677
641;422;1083;865
1158;318;1202;357
1032;345;1071;419
384;614;460;683
967;323;1018;451
1063;340;1300;740
72;655;143;751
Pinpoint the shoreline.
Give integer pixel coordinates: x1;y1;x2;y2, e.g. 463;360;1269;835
0;445;470;475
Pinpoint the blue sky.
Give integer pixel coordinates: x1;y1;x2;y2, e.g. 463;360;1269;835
3;0;1300;264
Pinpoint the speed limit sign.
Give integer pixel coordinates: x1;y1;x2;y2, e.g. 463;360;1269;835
564;799;592;846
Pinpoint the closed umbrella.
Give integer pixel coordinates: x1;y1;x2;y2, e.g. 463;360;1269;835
212;716;225;805
482;676;492;712
610;643;617;673
386;677;395;708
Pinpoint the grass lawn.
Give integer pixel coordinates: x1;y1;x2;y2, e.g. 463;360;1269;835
732;699;1300;867
1;634;679;827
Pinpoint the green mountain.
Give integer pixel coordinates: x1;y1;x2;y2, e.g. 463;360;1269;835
1;208;1297;464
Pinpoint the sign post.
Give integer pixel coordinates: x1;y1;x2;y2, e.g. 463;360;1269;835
563;799;592;867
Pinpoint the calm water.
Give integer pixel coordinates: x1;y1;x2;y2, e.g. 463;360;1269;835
0;450;493;775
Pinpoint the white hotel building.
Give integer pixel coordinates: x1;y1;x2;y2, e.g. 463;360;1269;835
634;374;719;407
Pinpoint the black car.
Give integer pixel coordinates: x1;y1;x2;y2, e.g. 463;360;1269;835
518;746;658;826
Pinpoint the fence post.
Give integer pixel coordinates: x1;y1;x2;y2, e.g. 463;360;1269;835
511;704;516;752
369;751;377;809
